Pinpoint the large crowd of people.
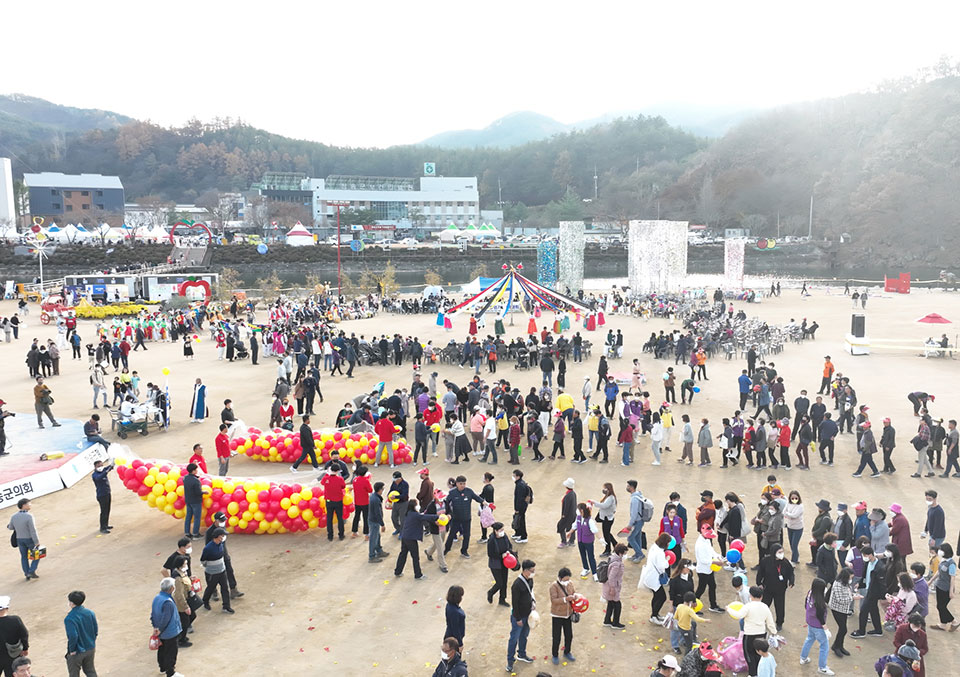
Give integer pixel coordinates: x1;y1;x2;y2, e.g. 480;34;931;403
1;283;953;677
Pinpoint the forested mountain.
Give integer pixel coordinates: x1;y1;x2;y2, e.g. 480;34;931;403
652;75;960;262
4;69;960;262
3;112;704;208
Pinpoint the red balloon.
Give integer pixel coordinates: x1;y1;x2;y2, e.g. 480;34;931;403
211;489;223;501
270;488;283;501
502;552;518;569
291;484;302;494
309;498;320;510
131;459;144;469
334;432;342;441
135;466;148;481
137;485;151;497
730;539;746;553
263;512;276;523
665;550;677;566
159;465;171;473
258;491;270;503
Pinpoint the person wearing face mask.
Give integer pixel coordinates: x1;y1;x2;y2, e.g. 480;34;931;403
815;533;839;585
200;529;234;614
761;500;784;563
893;613;928;677
920;490;945;549
808;499;833;567
506;559;536;672
781;491;804;564
669;558;695;651
850;546;886;638
486;522;515;606
161;537;193;579
204;513;243;601
432;637;467;677
548;567;578;665
929;543;958;630
395;498;439;580
602;543;628;629
694;525;724;614
832;503;853;567
169;555;197;648
869;509;891;553
757;544;794;631
827;566;855;658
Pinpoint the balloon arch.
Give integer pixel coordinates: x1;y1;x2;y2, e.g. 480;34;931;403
169;220;214;246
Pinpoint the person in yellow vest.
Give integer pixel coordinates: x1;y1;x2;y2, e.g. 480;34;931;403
587;407;600;455
661;405;674;452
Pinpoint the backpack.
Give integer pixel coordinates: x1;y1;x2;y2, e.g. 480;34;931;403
641;497;655;523
526;485;534;504
596;558;610;583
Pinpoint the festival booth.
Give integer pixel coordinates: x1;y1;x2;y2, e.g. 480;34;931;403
477;223;500;238
884;273;911;294
434;224;461;242
63;274;138;303
284;222;315;247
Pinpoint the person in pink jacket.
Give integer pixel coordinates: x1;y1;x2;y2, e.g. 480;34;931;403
888;503;914;557
602;543;628;628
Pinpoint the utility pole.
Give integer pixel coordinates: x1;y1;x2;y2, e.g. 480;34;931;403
808;194;814;239
593;164;598;201
497;176;502;208
777;211;781;238
327;200;350;297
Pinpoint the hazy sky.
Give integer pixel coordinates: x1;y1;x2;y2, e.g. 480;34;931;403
6;2;958;147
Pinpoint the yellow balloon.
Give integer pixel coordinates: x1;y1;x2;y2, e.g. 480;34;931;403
228;516;239;526
280;497;292;510
308;518;319;529
140;493;149;501
269;446;278;455
302;508;314;521
162;367;171;375
143;475;156;487
174;509;185;519
202;497;213;509
255;527;266;534
246;490;258;503
227;501;239;515
254;511;265;521
248;502;259;512
243;481;255;491
710;562;722;572
287;505;300;519
238;519;248;529
147;494;158;507
360;454;369;463
156;472;168;484
278;526;288;534
176;486;184;496
284;438;292;447
694;599;704;613
392;442;399;450
212;478;224;489
164;504;175;515
148;467;159;477
223;483;235;494
164;480;177;493
152;484;164;496
300;489;312;502
242;511;253;521
343;493;354;506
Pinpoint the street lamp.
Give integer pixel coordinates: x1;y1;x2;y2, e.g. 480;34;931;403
326;201;350;297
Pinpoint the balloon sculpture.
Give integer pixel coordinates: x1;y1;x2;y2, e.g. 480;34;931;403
230;427;414;465
571;595;590;613
115;458;352;534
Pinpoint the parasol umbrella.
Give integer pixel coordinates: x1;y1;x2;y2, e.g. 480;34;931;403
916;313;951;324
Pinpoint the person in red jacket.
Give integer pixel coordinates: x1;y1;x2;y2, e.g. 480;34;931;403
777;419;792;469
508;416;522;464
188;443;208;474
352;465;373;539
423;400;443;457
321;468;347;541
215;423;231;476
374;412;398;468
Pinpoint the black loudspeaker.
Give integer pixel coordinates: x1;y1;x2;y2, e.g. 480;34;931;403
851;314;865;338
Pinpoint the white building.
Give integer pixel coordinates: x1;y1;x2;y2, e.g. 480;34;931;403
0;158;15;226
307;175;480;236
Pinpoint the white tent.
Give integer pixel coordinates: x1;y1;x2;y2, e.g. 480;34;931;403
148;225;169;242
285;221;315;247
475;223;500;238
462;223;481;239
104;227;127;242
67;223;90;242
435;224;461;242
0;225;19;242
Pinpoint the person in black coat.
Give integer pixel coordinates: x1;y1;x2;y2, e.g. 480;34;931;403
291;415;319;471
815;533;839;585
852;547;886;637
486;522;515;606
512;470;531;542
756;543;795;630
394;499;439;580
444;477;485;557
249;333;259;365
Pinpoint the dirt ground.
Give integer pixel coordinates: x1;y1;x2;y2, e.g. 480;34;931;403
2;284;960;676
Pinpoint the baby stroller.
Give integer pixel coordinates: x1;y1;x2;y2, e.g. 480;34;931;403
514;347;530;370
234;340;250;360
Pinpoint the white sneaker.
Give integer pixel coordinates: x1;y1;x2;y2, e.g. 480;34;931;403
799;657;811;665
818;669;835;676
173;673;185;677
593;573;599;582
651;461;661;466
580;569;589;577
289;466;298;473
